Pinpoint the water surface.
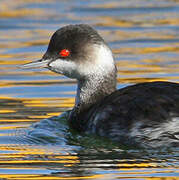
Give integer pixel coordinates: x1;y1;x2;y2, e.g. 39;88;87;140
0;0;179;179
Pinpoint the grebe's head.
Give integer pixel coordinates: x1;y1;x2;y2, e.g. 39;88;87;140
22;24;116;80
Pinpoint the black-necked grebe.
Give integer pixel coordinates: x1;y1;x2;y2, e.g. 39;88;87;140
22;24;179;148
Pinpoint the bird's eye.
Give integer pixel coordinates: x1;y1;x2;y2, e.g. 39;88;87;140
59;49;70;57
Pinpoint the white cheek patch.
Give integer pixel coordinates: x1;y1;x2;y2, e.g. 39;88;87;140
95;44;115;69
49;59;78;78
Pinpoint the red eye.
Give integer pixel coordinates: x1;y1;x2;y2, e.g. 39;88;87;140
59;49;70;57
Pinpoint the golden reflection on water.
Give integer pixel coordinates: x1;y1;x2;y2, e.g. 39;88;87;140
0;0;52;18
0;96;74;122
0;0;179;179
97;16;179;27
0;144;177;180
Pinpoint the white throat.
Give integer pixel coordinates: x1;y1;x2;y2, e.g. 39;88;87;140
75;75;105;106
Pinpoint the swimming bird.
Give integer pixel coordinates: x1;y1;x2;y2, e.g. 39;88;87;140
22;24;179;148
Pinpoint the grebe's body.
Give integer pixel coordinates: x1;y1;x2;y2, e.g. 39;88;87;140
70;81;179;148
23;24;179;148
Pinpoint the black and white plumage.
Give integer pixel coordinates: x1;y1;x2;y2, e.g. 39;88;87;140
22;24;179;148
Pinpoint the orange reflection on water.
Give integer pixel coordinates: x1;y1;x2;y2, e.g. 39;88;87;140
0;96;74;122
113;45;179;55
0;174;106;180
23;98;74;107
0;0;179;179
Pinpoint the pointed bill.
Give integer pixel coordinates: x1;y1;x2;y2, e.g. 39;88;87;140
20;59;50;69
